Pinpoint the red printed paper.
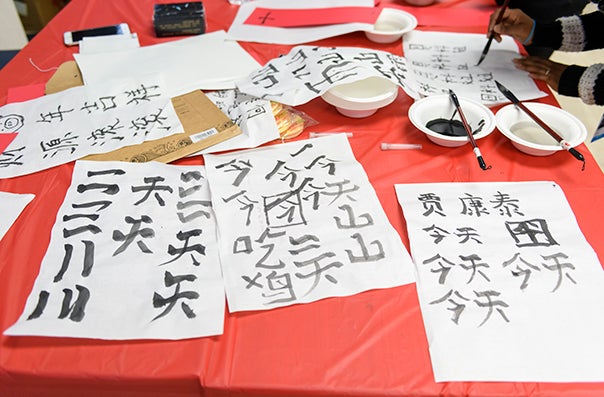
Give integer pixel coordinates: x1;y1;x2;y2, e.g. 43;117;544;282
0;133;18;153
398;5;489;28
244;7;381;28
2;84;46;152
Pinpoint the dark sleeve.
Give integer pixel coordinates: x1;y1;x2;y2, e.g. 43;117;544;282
591;67;604;105
503;0;588;20
580;11;604;51
559;64;604;105
558;65;584;97
532;12;604;52
531;20;563;50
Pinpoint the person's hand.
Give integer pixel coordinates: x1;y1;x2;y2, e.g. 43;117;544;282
488;8;535;45
512;56;567;91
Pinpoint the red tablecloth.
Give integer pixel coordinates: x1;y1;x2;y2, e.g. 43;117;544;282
1;0;603;396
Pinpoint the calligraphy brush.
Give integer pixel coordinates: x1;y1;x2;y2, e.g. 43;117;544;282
448;89;491;170
476;0;510;66
495;80;585;167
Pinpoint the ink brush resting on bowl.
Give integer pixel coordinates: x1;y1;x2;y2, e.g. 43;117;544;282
408;94;496;148
495;80;586;169
448;89;491;170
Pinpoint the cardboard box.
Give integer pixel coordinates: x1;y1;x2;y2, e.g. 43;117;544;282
46;63;242;164
83;90;242;163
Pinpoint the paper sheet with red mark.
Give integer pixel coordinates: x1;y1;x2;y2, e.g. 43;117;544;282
0;133;18;153
397;5;489;28
244;6;380;27
2;83;47;151
0;114;26;153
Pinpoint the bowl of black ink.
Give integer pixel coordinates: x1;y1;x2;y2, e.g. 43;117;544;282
408;94;496;147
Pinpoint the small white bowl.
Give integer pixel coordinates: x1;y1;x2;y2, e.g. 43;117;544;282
495;103;587;156
408;94;496;147
364;8;418;44
321;77;399;118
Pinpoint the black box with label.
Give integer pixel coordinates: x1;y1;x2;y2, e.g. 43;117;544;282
153;2;206;37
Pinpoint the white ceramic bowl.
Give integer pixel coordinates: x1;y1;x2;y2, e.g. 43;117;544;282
321;77;399;118
364;8;418;44
408;94;496;147
495;103;587;156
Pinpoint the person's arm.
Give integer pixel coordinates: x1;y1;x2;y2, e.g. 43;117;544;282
559;64;604;105
512;57;604;105
532;12;604;52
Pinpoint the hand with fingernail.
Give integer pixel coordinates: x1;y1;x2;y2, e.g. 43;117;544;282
512;56;566;92
486;2;604;105
487;8;534;45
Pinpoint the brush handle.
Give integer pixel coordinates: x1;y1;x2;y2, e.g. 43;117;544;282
492;0;511;33
495;82;585;167
478;0;511;64
449;90;491;170
449;90;477;147
514;101;563;142
512;96;585;162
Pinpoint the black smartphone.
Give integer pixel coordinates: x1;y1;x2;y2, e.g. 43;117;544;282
63;23;130;46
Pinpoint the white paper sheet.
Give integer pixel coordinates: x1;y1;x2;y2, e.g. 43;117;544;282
236;45;420;106
5;161;225;340
0;77;182;179
395;181;604;382
0;191;35;242
204;134;416;312
235;32;546;107
403;30;547;105
78;34;140;54
74;31;262;96
227;0;375;44
190;89;279;155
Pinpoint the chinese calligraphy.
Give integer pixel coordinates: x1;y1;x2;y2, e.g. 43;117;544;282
0;78;182;179
395;181;604;382
5;161;224;340
403;30;545;105
236;46;420;106
205;134;415;312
